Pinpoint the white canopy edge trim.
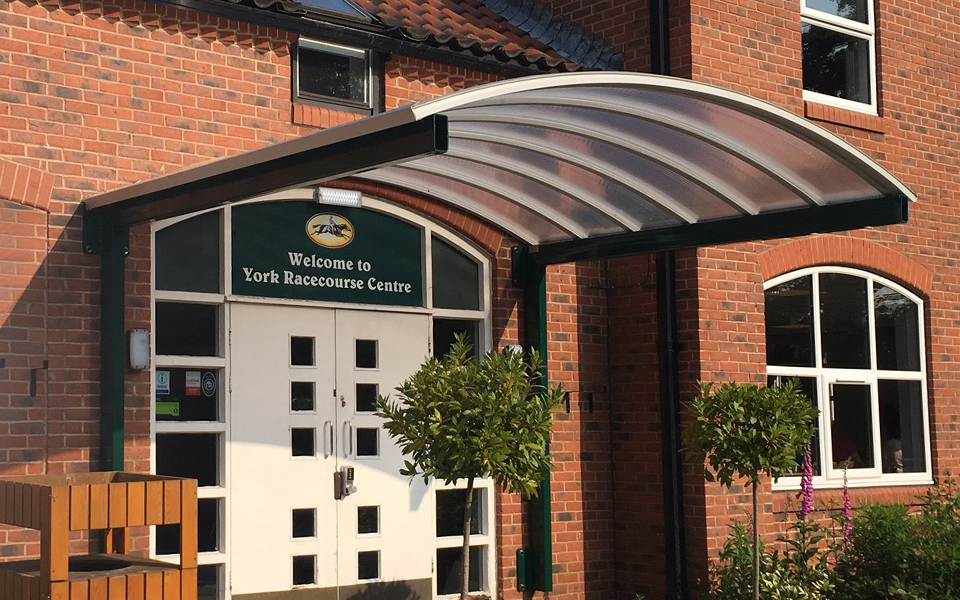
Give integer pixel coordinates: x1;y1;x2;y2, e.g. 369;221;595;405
408;72;916;201
451;112;761;215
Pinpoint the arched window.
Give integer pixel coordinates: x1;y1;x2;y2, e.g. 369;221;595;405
765;267;931;486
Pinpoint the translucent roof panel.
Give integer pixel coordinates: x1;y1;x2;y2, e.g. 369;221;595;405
297;0;373;22
83;72;916;251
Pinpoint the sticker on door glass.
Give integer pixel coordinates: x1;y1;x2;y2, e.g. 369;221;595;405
201;372;217;397
156;370;171;395
185;371;201;396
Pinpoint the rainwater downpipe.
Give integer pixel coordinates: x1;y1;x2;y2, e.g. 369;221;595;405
651;0;690;598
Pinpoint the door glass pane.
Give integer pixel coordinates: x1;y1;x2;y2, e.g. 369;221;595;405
156;498;219;554
292;508;316;538
291;382;315;412
820;273;869;369
879;380;926;473
292;555;316;585
156;211;221;293
156;303;219;356
431;237;480;310
433;319;480;359
355;340;377;368
357;551;379;580
436;489;483;537
291;428;316;457
765;276;814;367
355;383;378;412
830;383;874;469
358;506;379;534
197;564;221;600
874;284;920;371
437;546;481;595
356;428;378;456
155;369;220;421
290;337;315;366
156;433;218;486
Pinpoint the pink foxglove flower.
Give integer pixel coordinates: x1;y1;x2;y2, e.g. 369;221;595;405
796;446;814;520
842;466;852;543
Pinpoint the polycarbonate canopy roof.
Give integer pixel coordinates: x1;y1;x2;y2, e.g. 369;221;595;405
83;72;915;252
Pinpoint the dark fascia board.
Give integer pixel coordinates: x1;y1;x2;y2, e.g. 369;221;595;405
82;114;448;252
517;194;909;269
146;0;550;78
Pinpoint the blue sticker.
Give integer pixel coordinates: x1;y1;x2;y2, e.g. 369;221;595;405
202;371;217;397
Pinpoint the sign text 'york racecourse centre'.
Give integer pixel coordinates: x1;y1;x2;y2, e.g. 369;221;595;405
232;201;423;307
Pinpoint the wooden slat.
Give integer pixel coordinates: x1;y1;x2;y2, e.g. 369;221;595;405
26;575;40;600
14;483;24;528
40;486;70;584
126;573;145;600
144;482;163;526
89;484;109;530
4;483;15;527
144;573;163;600
0;481;8;524
22;484;33;530
161;571;180;600
162;481;181;525
1;571;13;599
50;581;69;600
179;569;196;600
30;484;41;530
178;480;197;569
70;485;90;531
69;579;89;600
13;572;23;600
109;484;127;528
108;576;125;600
127;481;145;527
88;578;107;600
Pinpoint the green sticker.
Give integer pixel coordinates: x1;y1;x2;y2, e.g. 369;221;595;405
156;401;181;417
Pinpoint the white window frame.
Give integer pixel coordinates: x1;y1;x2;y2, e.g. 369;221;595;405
800;0;878;114
293;38;377;114
768;266;932;490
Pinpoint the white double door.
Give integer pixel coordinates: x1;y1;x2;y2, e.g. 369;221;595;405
230;303;433;598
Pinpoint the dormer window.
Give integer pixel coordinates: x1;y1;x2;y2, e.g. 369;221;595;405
294;39;377;114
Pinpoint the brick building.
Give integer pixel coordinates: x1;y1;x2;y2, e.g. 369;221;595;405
0;0;954;598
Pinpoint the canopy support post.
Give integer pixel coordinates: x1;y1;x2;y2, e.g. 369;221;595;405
97;215;128;471
512;247;552;592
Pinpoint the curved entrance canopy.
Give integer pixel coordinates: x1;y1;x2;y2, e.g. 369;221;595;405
83;72;915;261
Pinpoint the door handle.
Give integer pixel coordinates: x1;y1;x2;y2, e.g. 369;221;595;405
343;421;354;457
323;421;334;458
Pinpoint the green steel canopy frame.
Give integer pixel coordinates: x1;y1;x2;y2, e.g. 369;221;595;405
82;72;916;593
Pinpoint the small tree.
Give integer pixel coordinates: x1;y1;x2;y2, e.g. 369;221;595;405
376;336;564;600
683;379;817;600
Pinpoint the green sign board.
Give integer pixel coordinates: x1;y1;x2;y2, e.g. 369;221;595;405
232;202;424;307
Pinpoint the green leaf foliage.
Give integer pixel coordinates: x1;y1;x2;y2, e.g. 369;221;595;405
683;379;818;488
375;335;565;498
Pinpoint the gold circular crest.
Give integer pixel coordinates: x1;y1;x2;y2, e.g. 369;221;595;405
305;213;355;248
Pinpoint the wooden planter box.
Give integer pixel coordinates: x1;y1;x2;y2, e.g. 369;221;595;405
0;472;197;600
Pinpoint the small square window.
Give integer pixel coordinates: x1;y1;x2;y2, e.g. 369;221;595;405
292;428;316;457
356;428;378;457
293;555;316;585
291;382;315;412
355;340;378;369
292;509;316;538
291;337;315;366
295;39;375;114
357;506;379;535
356;384;378;413
357;551;379;581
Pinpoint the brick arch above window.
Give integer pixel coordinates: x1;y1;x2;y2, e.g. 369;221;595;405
758;235;933;296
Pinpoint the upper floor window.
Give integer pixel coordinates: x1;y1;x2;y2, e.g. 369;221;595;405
294;39;377;114
766;267;931;488
801;0;876;113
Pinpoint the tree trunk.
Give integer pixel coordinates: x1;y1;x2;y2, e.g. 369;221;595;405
752;480;759;600
460;475;475;600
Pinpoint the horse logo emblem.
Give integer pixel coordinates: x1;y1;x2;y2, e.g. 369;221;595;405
306;213;354;248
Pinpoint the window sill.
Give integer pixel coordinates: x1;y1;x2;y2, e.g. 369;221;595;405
292;102;366;129
772;480;935;515
804;100;885;133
